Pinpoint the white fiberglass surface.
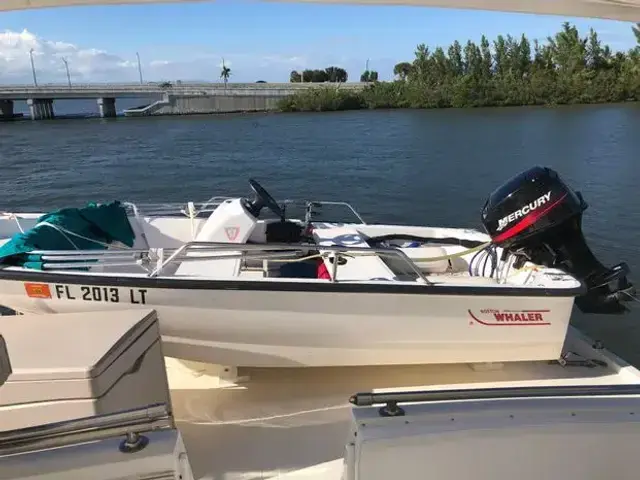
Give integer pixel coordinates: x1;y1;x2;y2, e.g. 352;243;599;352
168;327;640;480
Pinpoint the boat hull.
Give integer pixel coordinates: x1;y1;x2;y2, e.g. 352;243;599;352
0;275;577;367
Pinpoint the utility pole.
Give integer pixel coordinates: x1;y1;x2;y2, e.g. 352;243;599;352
61;57;71;87
29;48;38;87
136;52;143;84
365;58;369;72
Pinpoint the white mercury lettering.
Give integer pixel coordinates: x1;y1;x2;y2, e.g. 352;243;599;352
497;191;552;232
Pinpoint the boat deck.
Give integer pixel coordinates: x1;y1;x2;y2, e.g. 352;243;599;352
166;326;640;480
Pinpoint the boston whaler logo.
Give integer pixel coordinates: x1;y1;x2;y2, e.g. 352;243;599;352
225;227;240;241
496;191;552;232
468;309;551;326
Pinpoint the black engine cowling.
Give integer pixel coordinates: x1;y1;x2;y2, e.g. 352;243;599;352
481;166;635;314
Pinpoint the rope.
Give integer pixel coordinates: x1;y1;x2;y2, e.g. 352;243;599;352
408;241;492;263
35;221;81;250
187;202;197;239
1;213;25;234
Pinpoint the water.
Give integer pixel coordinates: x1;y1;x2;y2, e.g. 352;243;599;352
2;103;640;363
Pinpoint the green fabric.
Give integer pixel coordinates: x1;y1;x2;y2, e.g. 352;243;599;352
0;201;135;270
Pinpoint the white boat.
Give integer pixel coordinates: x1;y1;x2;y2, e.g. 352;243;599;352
0;167;633;368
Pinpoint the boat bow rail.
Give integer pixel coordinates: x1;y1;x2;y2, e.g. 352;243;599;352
0;197;367;243
122;197;368;224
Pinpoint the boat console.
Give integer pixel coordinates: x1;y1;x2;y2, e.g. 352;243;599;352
191;178;306;245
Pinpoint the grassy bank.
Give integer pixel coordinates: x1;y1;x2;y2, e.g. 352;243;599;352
279;22;640;113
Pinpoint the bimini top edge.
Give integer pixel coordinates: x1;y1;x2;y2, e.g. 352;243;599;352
0;0;639;22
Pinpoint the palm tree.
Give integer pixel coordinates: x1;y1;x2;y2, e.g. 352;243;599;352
220;58;231;87
393;62;413;81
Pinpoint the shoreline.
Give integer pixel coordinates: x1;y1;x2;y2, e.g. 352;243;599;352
3;93;638;123
277;83;640;113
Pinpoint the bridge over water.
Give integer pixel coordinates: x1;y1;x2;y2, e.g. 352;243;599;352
0;82;368;120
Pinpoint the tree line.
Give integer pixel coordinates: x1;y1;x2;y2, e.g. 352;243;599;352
290;67;348;83
289;66;379;83
280;22;640;111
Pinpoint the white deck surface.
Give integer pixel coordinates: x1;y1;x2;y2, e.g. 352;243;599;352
166;326;640;479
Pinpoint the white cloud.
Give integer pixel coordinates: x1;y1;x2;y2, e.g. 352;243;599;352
0;29;141;84
149;60;171;68
0;29;391;84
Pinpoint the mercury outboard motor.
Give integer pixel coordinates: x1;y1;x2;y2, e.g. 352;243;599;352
481;166;635;314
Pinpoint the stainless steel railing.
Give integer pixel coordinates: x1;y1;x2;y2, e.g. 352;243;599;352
122;198;367;224
350;384;640;417
148;241;428;281
0;403;173;456
31;240;431;284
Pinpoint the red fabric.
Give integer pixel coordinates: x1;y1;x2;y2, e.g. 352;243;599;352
317;259;331;280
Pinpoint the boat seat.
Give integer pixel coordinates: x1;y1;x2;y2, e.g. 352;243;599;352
313;227;396;281
172;248;241;278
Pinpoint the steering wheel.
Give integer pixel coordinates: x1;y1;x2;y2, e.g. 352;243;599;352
246;178;285;221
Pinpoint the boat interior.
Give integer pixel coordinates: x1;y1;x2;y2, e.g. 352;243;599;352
3;308;640;480
0;180;582;289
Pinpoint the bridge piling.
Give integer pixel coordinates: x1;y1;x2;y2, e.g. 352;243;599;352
97;97;117;118
0;100;14;120
27;98;55;120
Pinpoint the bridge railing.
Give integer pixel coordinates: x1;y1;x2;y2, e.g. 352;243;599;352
0;82;370;100
0;82;370;92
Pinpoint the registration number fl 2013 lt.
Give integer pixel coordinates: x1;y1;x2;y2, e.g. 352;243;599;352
54;285;148;305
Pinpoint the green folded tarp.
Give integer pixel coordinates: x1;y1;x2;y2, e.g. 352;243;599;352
0;201;135;270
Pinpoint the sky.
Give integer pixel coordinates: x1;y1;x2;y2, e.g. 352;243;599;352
0;0;638;84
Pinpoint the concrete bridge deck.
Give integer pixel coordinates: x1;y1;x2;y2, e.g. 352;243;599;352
0;82;367;100
0;82;368;120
